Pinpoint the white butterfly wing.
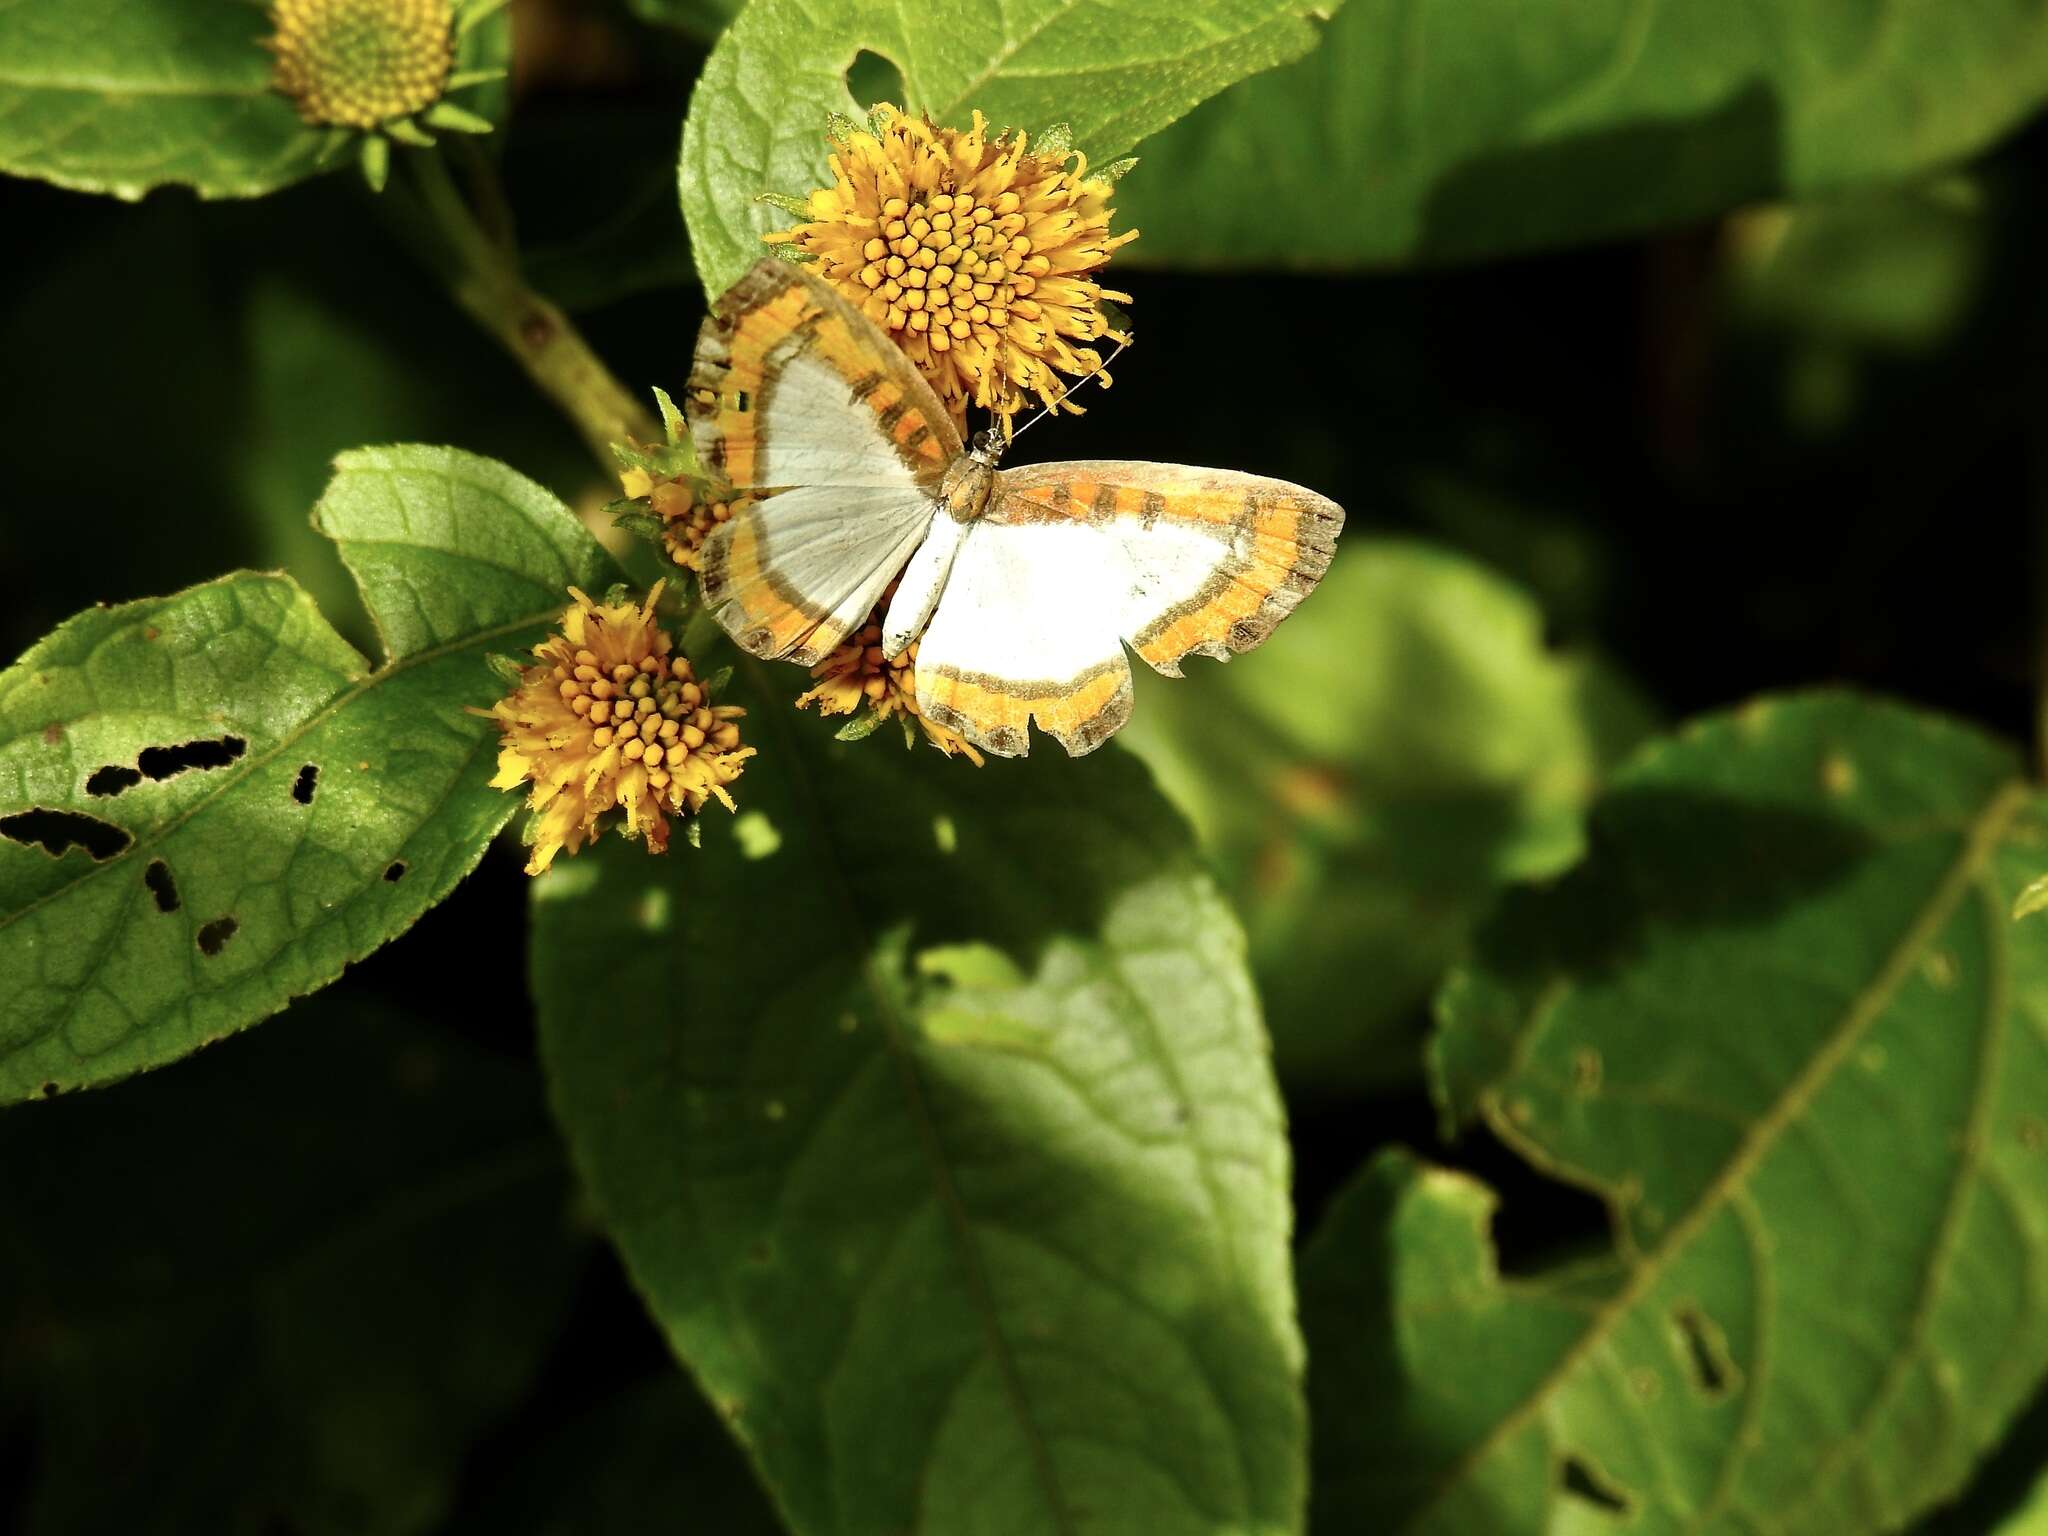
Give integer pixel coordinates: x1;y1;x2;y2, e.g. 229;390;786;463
687;259;964;663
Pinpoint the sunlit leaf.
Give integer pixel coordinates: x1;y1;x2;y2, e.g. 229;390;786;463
533;664;1305;1536
678;0;1341;292
1119;539;1649;1094
1118;0;2048;267
1307;691;2048;1533
0;446;618;1103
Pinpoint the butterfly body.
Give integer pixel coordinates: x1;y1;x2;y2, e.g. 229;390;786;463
687;259;1343;758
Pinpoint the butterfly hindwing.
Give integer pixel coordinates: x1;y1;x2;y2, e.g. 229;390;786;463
700;485;936;666
992;462;1343;677
914;462;1343;757
686;258;959;490
913;516;1135;759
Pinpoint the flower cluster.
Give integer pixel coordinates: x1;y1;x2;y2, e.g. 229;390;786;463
483;584;751;875
266;0;500;189
617;463;756;575
765;106;1137;430
797;586;985;766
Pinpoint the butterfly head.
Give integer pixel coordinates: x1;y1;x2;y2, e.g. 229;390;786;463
968;427;1006;466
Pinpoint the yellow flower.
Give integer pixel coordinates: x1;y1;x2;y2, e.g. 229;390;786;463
266;0;500;191
617;464;756;575
797;590;985;766
268;0;454;128
764;106;1137;430
483;583;752;875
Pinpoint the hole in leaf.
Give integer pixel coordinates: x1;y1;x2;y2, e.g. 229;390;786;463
86;764;142;796
1672;1303;1738;1399
138;735;245;781
383;861;407;883
1559;1453;1632;1517
844;49;905;110
41;1082;59;1099
0;808;131;861
196;916;239;957
292;763;319;806
144;859;180;913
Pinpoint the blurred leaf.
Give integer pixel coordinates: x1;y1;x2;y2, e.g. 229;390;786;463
440;1376;783;1535
1117;0;2048;267
0;1;508;200
0;446;619;1103
628;0;745;40
1993;1469;2048;1534
512;100;699;312
0;182;598;664
1309;691;2048;1532
532;666;1305;1536
0;991;582;1535
678;0;1343;292
1119;539;1649;1095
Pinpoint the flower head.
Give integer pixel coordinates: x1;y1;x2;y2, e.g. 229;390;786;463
266;0;502;190
797;588;985;766
764;106;1137;430
617;463;756;574
269;0;452;127
483;583;752;875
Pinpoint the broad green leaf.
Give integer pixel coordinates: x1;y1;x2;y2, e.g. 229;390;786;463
1312;691;2048;1533
0;0;508;200
1116;0;2048;267
678;0;1338;293
0;990;582;1535
533;667;1305;1536
1119;539;1649;1095
0;446;619;1103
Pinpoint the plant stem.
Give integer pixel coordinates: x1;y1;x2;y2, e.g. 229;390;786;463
397;148;656;467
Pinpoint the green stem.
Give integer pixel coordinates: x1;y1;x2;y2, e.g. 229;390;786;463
395;148;656;468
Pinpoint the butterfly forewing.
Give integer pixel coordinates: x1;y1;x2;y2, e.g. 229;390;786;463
687;260;959;664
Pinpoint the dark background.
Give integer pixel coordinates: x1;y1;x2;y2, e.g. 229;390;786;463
4;6;2047;1528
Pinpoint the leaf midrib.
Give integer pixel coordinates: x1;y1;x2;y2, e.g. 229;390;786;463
739;657;1077;1536
1397;776;2034;1533
0;608;561;938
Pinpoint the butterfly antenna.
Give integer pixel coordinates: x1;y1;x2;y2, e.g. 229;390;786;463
1003;334;1133;445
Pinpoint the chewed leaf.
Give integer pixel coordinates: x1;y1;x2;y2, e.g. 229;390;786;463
1307;692;2048;1534
678;0;1339;292
531;669;1305;1534
0;447;622;1103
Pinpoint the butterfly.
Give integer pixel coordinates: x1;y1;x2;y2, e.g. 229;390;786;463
684;257;1344;758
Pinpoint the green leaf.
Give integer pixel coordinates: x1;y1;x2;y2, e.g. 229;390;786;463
1309;691;2048;1532
0;446;619;1103
532;665;1305;1536
0;1;510;200
0;990;583;1535
1118;539;1649;1095
628;0;746;40
1116;0;2048;267
678;0;1340;293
